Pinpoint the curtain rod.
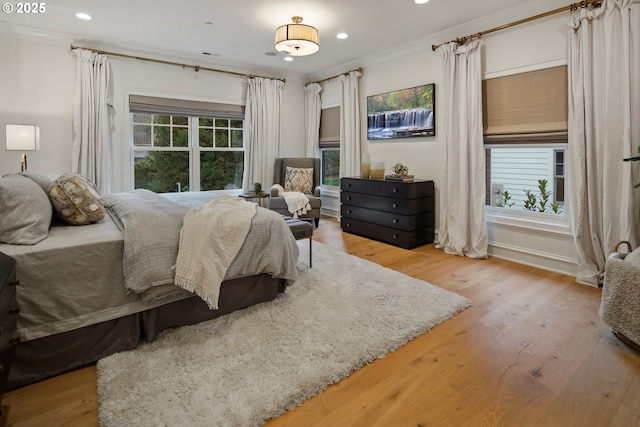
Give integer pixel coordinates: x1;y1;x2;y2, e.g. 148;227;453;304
312;67;363;85
70;45;286;83
431;0;603;51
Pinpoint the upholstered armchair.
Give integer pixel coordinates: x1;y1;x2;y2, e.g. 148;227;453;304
268;158;322;226
600;242;640;350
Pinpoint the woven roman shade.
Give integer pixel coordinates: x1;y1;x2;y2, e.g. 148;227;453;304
482;65;568;143
319;106;340;147
129;95;244;119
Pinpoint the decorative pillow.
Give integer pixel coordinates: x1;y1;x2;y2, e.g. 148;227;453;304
625;247;640;267
0;174;52;244
48;173;105;225
284;167;313;193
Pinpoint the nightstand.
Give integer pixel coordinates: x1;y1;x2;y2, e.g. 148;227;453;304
0;252;19;421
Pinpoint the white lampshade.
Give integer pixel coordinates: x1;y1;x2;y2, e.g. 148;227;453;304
275;16;319;56
6;124;40;151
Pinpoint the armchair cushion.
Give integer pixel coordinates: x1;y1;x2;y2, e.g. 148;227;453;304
284;167;314;193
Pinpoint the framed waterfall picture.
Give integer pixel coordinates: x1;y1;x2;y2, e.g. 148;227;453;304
366;83;435;140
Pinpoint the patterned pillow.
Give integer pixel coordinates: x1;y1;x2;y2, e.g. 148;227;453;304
284;167;313;193
48;173;105;225
0;174;52;244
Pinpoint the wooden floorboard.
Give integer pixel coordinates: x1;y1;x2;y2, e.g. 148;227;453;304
3;216;640;427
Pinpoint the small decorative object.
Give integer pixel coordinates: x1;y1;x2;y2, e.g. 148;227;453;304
361;153;370;179
253;182;264;197
392;163;409;176
370;162;385;180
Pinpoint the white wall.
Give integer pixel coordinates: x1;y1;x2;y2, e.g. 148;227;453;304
318;9;578;276
0;31;307;192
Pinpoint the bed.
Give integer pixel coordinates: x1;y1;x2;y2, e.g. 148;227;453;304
0;173;300;389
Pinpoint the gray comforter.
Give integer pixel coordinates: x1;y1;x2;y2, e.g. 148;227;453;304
102;190;299;304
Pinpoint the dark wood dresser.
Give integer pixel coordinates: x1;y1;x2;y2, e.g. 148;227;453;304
0;252;18;416
340;177;435;249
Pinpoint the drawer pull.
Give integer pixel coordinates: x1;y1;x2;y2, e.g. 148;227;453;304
346;196;351;201
392;234;398;240
393;219;398;224
392;203;398;208
393;188;398;193
9;307;20;315
9;280;19;287
347;210;352;214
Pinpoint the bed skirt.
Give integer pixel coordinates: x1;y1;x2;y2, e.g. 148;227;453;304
8;274;285;389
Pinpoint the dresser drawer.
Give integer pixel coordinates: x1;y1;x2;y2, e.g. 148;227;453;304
342;191;433;215
341;205;434;231
342;218;434;249
341;178;434;198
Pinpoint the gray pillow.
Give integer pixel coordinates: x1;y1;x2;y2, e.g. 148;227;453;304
19;170;53;194
0;173;52;245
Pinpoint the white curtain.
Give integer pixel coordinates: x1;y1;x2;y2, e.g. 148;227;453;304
568;0;640;286
72;49;114;194
338;70;362;178
436;41;488;258
304;83;322;158
243;77;284;191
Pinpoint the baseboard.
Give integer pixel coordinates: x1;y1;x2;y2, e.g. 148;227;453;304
488;241;578;277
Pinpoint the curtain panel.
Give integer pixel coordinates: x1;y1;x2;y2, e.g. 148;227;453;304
304;83;322;158
338;70;362;178
568;0;640;286
243;77;284;192
436;41;488;259
72;49;114;194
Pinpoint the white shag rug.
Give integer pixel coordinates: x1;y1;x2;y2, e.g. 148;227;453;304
97;241;471;427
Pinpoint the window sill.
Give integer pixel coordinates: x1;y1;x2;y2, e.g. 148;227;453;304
485;206;571;238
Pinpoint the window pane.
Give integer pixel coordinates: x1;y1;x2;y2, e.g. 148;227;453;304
172;116;188;126
173;127;188;147
199;128;213;147
134;150;189;193
215;119;228;128
154;127;170;147
487;146;564;214
153;115;170;125
230;120;243;129
133;125;151;146
133;113;151;124
199;117;213;127
215;129;229;148
230;130;243;148
322;149;340;186
200;151;244;190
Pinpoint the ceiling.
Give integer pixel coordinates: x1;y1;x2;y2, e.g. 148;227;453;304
1;0;541;78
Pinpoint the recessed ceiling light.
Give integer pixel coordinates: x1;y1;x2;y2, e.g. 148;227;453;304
76;12;92;20
415;0;429;4
337;33;349;39
284;56;294;62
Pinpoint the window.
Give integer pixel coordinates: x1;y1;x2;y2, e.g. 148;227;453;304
319;106;340;187
129;95;244;192
483;66;568;215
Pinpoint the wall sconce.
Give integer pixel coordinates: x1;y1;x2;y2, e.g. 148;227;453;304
5;124;40;171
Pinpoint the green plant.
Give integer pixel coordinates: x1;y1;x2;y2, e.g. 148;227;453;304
253;182;263;196
523;189;538;211
537;179;551;213
496;190;515;208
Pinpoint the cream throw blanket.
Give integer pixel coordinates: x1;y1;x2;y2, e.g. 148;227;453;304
271;184;312;218
173;195;257;309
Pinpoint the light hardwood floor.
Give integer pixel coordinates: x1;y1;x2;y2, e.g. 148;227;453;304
3;217;640;427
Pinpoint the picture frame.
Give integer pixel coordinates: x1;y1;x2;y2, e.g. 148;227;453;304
367;83;435;140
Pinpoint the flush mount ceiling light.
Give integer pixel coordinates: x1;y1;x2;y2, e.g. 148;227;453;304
75;12;92;20
275;16;319;56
